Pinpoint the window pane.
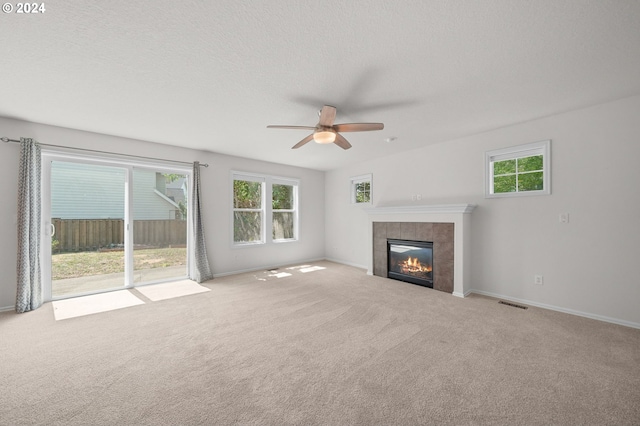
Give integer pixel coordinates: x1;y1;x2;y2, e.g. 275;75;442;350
494;175;517;193
272;184;293;209
234;180;262;209
493;159;516;176
518;172;544;192
518;155;543;172
132;170;188;284
355;182;371;203
50;162;126;298
234;211;262;242
273;212;294;239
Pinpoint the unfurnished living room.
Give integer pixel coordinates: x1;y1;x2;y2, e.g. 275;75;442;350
1;1;640;425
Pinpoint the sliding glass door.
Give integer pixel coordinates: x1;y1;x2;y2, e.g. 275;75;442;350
42;154;190;300
49;161;128;298
132;168;188;284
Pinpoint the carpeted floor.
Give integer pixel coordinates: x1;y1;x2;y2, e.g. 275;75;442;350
1;261;639;425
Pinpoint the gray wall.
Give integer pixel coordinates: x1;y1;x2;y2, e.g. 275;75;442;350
325;95;640;327
0;118;326;309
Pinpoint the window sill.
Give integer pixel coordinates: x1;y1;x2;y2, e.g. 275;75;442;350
232;241;265;248
485;189;550;199
273;238;298;244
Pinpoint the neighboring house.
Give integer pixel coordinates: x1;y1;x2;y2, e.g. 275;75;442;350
51;162;184;220
165;177;187;205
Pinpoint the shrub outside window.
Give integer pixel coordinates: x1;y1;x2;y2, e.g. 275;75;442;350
485;140;551;198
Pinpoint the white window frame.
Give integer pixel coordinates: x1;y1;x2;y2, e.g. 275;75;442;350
231;172;266;246
41;149;192;302
351;173;372;204
485;140;551;198
271;177;299;243
231;171;299;247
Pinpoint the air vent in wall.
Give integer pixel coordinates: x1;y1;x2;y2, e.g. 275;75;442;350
498;300;528;310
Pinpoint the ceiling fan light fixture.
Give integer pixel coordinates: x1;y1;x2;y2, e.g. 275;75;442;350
313;130;336;144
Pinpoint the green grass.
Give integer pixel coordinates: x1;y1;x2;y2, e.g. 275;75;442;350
52;248;187;280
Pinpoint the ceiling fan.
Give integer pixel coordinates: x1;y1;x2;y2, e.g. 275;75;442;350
267;105;384;150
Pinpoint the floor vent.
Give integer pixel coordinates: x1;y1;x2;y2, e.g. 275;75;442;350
498;300;528;310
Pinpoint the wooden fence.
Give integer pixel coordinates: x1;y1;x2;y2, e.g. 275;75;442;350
52;219;187;253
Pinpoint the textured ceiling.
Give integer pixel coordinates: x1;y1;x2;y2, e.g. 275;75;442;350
2;0;640;170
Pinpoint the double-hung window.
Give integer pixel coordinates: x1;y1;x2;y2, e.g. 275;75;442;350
233;174;265;244
272;180;297;241
232;172;298;246
485;140;551;197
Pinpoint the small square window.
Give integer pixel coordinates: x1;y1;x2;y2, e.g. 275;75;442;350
485;141;551;198
351;174;372;204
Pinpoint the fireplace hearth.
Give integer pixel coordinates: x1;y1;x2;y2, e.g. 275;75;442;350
387;239;433;288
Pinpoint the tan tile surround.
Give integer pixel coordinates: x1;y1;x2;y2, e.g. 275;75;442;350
373;222;455;293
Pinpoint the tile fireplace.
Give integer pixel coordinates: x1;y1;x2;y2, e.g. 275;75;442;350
364;204;476;297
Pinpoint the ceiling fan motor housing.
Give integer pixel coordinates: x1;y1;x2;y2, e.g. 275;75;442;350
313;128;337;144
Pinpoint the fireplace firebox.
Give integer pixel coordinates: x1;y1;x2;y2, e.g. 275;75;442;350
387;239;433;288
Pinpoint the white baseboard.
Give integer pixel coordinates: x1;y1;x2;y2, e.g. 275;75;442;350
0;305;14;313
323;257;368;271
213;257;327;278
212;258;640;330
470;289;640;330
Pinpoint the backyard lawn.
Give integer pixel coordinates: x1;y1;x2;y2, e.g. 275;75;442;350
52;247;187;280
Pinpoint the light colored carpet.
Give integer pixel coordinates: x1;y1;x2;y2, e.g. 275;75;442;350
52;290;145;320
1;261;639;425
135;279;210;302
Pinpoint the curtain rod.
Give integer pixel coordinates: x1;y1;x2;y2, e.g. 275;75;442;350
1;137;209;168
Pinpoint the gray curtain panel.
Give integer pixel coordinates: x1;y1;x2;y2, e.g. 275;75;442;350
190;161;213;283
16;138;42;313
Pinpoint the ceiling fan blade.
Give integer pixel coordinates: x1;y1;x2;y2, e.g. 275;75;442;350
267;125;316;130
318;105;337;127
292;134;315;149
333;133;352;150
333;123;384;132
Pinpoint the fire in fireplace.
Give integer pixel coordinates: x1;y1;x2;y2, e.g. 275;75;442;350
387;239;433;288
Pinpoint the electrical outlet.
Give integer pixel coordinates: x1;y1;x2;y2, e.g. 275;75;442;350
559;213;569;223
416;194;422;201
534;275;544;285
411;194;417;201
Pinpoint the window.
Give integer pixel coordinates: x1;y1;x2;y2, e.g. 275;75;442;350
232;172;298;245
233;175;264;244
351;174;372;204
272;182;296;241
485;140;551;198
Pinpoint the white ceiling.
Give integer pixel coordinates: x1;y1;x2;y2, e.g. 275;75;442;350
2;0;640;170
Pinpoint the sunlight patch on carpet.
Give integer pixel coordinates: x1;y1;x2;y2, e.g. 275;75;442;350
53;290;145;320
269;271;292;278
299;266;326;273
136;280;210;301
286;264;311;270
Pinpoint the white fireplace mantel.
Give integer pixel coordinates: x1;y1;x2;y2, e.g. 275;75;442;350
364;203;476;298
363;204;476;215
